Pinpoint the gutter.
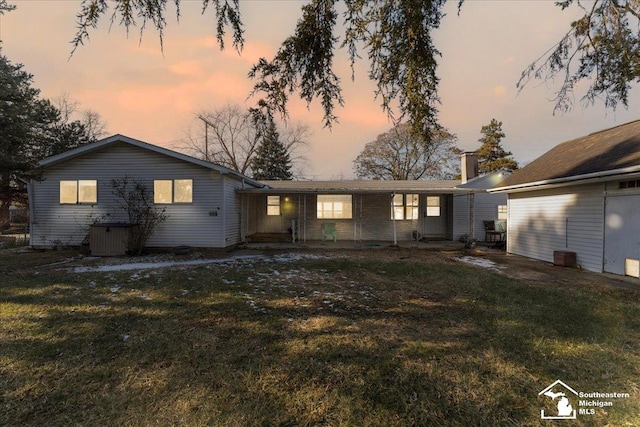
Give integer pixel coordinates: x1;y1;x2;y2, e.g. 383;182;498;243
489;165;640;193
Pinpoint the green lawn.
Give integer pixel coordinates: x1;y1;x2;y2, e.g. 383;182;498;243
1;248;639;426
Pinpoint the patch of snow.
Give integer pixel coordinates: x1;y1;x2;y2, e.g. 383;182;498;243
457;256;504;271
72;253;326;273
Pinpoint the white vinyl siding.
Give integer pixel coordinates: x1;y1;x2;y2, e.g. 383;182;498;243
31;142;232;248
507;184;605;272
453;193;509;241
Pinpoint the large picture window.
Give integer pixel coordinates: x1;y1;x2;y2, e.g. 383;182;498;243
317;195;352;219
426;196;441;217
391;194;419;220
60;180;97;204
154;179;193;204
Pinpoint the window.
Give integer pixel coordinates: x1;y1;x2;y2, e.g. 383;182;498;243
267;196;281;216
154;179;193;204
60;180;97;204
498;205;508;220
391;194;419;220
174;179;193;203
426;196;440;217
317;195;352;219
619;180;640;189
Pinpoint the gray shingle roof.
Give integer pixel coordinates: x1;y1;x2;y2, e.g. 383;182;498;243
38;134;264;188
495;120;640;189
255;179;464;193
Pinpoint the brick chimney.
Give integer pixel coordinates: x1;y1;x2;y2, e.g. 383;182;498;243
461;152;479;184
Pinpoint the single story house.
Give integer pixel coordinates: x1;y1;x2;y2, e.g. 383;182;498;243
28;135;507;251
490;119;640;278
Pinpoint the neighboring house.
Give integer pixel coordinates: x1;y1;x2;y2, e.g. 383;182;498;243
490;119;640;278
28;134;263;249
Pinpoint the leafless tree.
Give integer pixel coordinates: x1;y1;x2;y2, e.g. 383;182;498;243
353;123;461;180
53;92;108;140
81;109;108;140
180;104;310;178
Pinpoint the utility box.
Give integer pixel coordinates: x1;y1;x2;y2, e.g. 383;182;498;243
553;250;577;267
90;223;136;256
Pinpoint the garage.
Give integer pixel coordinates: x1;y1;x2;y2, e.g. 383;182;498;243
489;119;640;277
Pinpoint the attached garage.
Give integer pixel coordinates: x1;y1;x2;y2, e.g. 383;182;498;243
490;119;640;278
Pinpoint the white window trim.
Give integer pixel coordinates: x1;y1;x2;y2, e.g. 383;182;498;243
426;196;441;217
267;195;281;216
60;180;97;204
391;194;419;220
154;179;193;204
317;194;353;219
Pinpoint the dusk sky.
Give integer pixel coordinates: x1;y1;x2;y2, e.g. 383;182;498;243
2;0;638;179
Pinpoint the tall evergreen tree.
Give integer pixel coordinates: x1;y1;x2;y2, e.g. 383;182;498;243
0;51;58;225
476;119;518;174
251;121;293;180
0;50;98;226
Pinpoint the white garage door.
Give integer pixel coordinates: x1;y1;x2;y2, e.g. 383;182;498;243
604;194;640;277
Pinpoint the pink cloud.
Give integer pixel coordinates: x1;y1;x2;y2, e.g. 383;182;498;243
169;61;205;77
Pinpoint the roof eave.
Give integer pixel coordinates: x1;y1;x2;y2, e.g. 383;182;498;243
489;165;640;193
36;134;264;188
237;187;475;194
